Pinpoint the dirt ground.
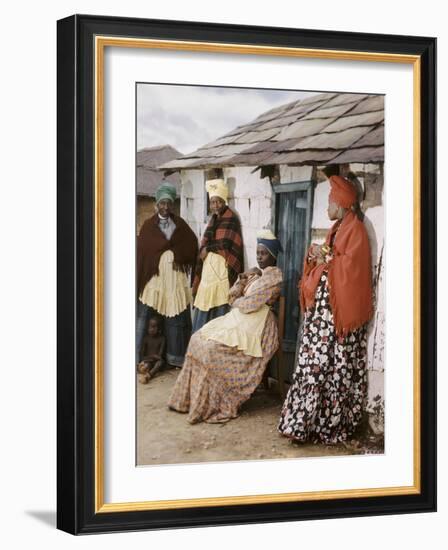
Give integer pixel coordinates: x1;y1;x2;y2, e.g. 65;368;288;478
137;369;382;466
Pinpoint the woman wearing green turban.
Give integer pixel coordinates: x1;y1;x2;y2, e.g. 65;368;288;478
136;183;198;367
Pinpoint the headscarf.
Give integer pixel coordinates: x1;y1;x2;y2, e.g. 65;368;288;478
329;175;358;209
257;229;283;259
155;183;177;204
206;179;228;203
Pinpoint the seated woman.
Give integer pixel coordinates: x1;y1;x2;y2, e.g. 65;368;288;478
168;230;283;424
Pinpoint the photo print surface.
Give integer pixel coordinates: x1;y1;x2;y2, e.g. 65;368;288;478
135;83;385;466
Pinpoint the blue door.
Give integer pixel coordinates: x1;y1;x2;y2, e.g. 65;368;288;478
274;182;313;382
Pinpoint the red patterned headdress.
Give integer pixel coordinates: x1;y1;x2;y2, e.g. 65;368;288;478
329;176;358;209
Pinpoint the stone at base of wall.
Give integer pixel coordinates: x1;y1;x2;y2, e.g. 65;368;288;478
366;395;385;435
367;413;384;435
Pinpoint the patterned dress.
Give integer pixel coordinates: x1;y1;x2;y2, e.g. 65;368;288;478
168;266;283;424
278;272;368;444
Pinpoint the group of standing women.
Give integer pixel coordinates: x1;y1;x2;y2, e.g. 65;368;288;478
137;168;373;445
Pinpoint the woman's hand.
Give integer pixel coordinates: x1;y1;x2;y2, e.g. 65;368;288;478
309;244;327;263
240;267;262;281
228;281;245;304
248;267;262;277
230;268;262;305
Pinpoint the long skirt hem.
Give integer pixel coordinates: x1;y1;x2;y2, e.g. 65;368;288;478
278;273;367;446
168;311;279;424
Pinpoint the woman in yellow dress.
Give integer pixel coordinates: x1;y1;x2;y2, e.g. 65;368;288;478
168;231;283;424
191;179;244;333
136;184;198;367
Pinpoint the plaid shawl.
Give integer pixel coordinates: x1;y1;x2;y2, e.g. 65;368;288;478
192;206;244;296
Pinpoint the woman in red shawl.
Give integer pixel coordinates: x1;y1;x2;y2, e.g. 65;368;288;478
278;167;373;445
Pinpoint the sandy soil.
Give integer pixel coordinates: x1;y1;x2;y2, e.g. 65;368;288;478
136;369;376;466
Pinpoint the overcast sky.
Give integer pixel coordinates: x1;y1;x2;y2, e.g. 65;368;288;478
137;84;318;155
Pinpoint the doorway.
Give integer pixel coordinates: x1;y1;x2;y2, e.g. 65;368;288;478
273;181;314;382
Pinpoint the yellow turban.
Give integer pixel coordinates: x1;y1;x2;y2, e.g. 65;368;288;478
206;179;228;203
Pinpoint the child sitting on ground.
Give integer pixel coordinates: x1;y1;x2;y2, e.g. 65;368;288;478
137;315;166;384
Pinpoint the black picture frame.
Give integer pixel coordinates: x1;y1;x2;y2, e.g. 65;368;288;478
57;14;436;535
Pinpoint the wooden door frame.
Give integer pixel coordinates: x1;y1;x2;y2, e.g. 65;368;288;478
272;180;315;373
272;180;315;252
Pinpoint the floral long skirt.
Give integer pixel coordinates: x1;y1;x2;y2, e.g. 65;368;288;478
278;273;367;444
168;311;279;424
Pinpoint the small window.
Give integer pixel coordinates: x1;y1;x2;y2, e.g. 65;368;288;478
205;168;223;180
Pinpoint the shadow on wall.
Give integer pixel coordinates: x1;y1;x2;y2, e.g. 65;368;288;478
363;214;379;275
227;176;251;270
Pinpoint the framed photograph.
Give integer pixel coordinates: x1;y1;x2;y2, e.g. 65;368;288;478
57;14;436;534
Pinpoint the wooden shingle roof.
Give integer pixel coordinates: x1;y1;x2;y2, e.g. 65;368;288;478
160;92;384;172
137;145;182;197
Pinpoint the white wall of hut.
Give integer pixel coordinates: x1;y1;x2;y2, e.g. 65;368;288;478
179;162;385;433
